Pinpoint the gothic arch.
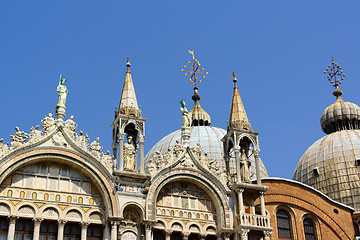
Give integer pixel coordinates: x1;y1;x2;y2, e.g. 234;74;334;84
146;169;232;230
237;133;258;151
0;148;119;218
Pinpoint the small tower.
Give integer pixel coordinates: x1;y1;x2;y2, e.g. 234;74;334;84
222;73;272;239
111;58;146;173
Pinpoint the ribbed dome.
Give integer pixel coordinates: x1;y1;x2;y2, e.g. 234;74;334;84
293;130;360;210
145;126;268;179
320;87;360;134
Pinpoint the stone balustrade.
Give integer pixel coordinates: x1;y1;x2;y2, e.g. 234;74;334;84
237;212;270;228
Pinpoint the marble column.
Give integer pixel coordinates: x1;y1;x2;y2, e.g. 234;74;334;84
165;230;172;240
7;215;18;240
111;221;118;240
263;231;272;240
139;138;145;173
118;133;125;171
239;229;249;240
234;146;241;183
259;191;266;216
253;150;261;185
57;219;67;240
103;222;110;240
33;218;43;240
236;188;245;214
81;222;89;240
145;224;152;240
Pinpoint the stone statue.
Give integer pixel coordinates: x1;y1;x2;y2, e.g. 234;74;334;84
199;152;208;167
154;151;163;168
64;115;77;139
89;137;103;159
163;148;174;166
101;151;115;171
56;75;68;109
209;158;219;173
123;136;136;171
28;125;43;143
0;139;9;157
192;143;203;159
147;158;156;175
180;100;190;131
173;140;184;157
240;149;251;182
41;113;55;135
75;131;89;149
10;126;28;150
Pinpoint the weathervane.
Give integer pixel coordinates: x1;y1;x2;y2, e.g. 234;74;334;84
181;50;208;88
230;71;237;84
324;57;345;88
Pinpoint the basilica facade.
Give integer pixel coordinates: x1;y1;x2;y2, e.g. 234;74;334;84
0;56;358;240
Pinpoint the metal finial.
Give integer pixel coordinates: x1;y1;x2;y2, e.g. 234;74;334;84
181;50;208;88
324;57;345;88
126;57;131;71
230;71;237;86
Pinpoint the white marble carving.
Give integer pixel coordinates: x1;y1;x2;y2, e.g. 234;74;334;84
52;132;67;147
41;113;55;135
28;125;43;143
101;151;116;171
123;136;136;171
10;126;28;150
64;115;77;139
75;130;89;149
89;137;103;159
0;139;9;157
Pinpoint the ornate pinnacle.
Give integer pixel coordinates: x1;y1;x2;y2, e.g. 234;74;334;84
181;50;208;88
324;57;345;88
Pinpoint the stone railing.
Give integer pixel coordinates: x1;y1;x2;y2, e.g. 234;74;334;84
238;212;270;228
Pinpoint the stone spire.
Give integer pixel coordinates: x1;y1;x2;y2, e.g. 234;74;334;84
118;58;141;117
228;73;251;131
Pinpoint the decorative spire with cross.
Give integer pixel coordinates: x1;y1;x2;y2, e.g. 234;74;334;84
324;57;346;98
181;50;208;88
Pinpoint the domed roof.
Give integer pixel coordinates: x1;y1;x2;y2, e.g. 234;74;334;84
293;130;360;210
320;87;360;134
145;126;268;179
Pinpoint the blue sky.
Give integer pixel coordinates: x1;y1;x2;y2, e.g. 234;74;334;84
1;1;360;179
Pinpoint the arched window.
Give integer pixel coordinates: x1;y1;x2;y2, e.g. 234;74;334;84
303;218;316;240
276;210;292;239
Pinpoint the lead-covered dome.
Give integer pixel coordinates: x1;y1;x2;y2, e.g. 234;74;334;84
294;130;360;210
320;87;360;134
145;126;268;179
295;73;360;210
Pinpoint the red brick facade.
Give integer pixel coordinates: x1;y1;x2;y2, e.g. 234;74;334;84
255;178;355;239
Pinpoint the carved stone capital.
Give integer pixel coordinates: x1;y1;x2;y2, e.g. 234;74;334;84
165;230;173;236
235;188;244;194
145;224;153;231
138;136;145;143
80;221;90;228
8;215;18;224
222;233;231;240
182;231;190;239
233;146;241;152
118;133;125;140
200;233;207;240
259;190;266;196
263;231;272;237
33;217;44;225
239;229;250;237
58;219;67;225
